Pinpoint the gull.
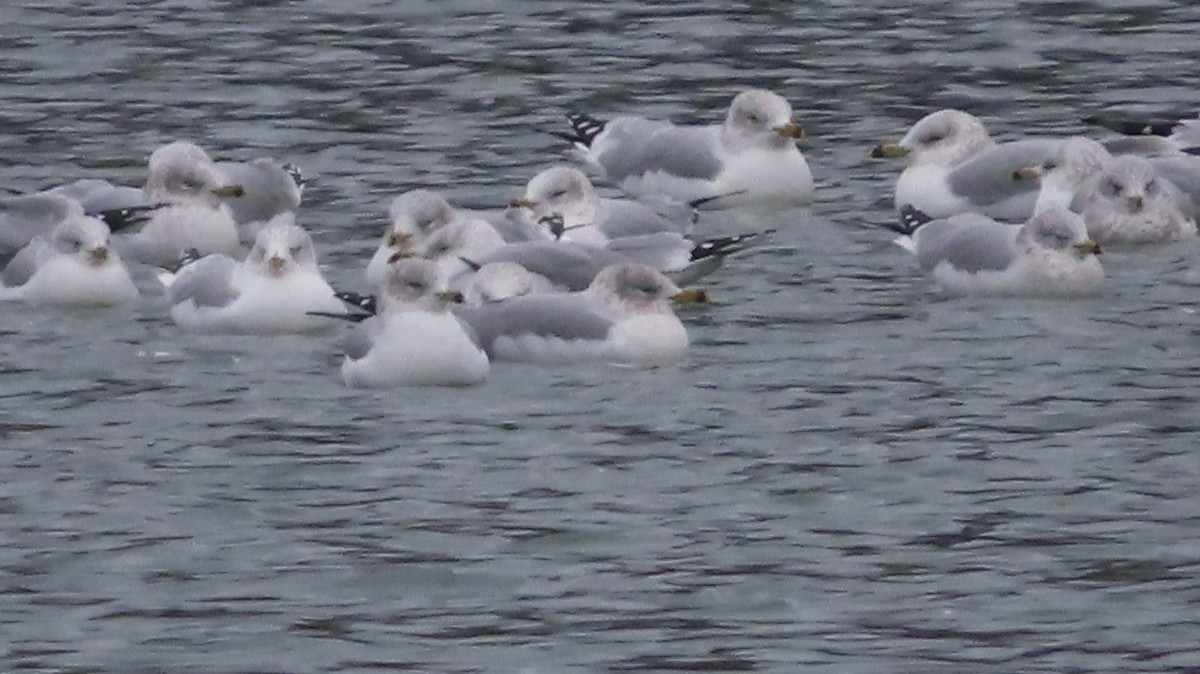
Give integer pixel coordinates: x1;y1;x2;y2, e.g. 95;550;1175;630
507;165;696;246
341;257;489;387
871;109;1060;222
1;214;137;305
121;141;246;266
560;89;813;209
158;214;346;333
889;205;1104;298
456;263;691;366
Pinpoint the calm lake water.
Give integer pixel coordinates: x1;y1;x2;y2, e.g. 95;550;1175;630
3;2;1200;672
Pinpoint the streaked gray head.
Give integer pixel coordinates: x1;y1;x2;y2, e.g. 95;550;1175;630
1023;207;1096;253
1090;155;1166;214
52;215;112;265
418;219;505;260
387;189;457;237
144;141;237;202
246;216;318;277
899;109;992;164
723;89;801;148
589;263;682;309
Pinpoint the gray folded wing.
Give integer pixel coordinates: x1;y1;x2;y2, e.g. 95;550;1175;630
473;241;628;291
47;179;148;213
914;214;1018;273
947;139;1061;210
597;118;723;182
1149;155;1200;213
216;159;302;226
457;294;613;358
1;238;48;287
597;198;692;238
166;255;241;307
0;193;80;254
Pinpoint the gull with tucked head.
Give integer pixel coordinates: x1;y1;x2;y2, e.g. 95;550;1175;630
159;214;346;333
561;88;813;209
889;204;1104;298
457;262;692;365
1;214;137;305
341;257;489;387
122;141;246;265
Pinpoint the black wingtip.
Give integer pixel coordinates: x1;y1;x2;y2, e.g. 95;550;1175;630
888;205;933;236
1181;146;1200;156
334;291;377;315
159;247;202;274
564;112;607;147
307;310;371;323
91;203;165;232
281;162;308;188
689;228;775;261
1082;114;1179;138
458;256;482;272
689;189;750;209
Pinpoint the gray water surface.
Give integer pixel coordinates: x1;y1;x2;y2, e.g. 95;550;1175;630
3;2;1200;673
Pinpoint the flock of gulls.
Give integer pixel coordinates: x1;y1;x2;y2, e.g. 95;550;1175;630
3;88;1198;386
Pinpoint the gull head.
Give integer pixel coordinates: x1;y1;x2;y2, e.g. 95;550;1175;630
381;257;462;312
246;215;318;278
588;263;683;314
723;89;803;149
872;109;992;166
419;219;506;261
387;189;457;240
52;215;114;267
1089;155;1167;215
1021;136;1110;211
1020;207;1100;257
145;141;245;204
512;165;599;229
463;262;552;305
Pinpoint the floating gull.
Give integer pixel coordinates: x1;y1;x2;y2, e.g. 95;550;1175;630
1;214;137;305
889;205;1103;298
508;165;695;246
457;262;691;366
120;141;246;266
341;257;489;387
872;109;1060;222
561;89;813;209
158;214;346;333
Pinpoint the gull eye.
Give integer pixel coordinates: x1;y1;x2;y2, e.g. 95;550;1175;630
1145;179;1158;195
1105;179;1123;195
406;280;425;291
289;245;304;256
548;189;568;199
1042;160;1057;171
921;133;945;144
746;112;761;124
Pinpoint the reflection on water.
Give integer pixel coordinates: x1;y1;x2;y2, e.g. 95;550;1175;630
3;1;1200;672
